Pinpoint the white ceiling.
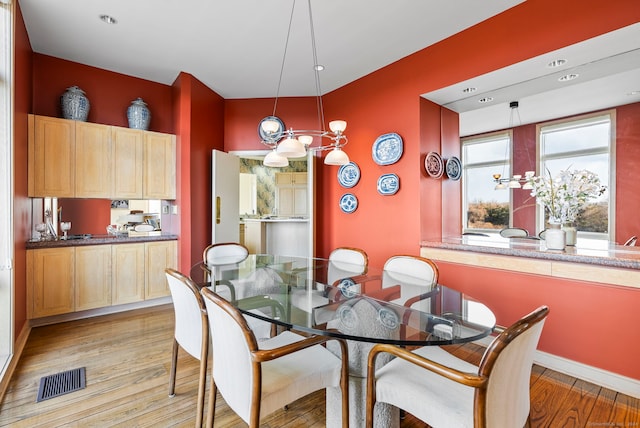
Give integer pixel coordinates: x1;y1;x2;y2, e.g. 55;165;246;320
19;0;640;136
423;23;640;136
19;0;523;98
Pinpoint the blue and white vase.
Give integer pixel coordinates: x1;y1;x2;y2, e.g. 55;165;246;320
61;86;90;121
127;98;151;130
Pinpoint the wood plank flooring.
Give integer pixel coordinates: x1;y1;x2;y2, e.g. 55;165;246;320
0;305;638;427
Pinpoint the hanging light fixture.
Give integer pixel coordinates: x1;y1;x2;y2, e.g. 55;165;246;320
259;0;349;167
493;101;535;189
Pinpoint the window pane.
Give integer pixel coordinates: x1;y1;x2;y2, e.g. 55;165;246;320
465;165;510;230
464;136;509;164
542;121;609;155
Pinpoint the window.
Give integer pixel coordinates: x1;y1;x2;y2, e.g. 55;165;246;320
462;132;511;232
538;113;613;239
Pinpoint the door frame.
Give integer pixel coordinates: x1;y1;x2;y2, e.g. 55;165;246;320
230;150;315;258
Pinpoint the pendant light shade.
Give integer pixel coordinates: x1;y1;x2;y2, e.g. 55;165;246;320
324;147;349;165
264;149;289;167
276;136;307;158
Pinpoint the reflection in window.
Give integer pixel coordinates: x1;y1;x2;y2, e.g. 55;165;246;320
462;132;511;231
538;113;612;238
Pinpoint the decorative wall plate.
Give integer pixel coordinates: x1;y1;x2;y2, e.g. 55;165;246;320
377;173;400;195
339;193;358;213
445;156;462;180
372;133;403;165
338;161;360;188
258;116;284;142
425;151;444;178
377;307;399;330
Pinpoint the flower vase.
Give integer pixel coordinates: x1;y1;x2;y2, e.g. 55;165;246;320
61;86;90;121
544;222;566;250
127;98;151;130
563;223;577;246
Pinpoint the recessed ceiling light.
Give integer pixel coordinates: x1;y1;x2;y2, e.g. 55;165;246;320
99;14;117;24
462;87;477;93
547;59;567;68
628;90;640;96
558;73;579;82
478;97;494;103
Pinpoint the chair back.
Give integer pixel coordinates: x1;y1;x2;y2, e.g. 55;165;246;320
165;269;208;360
499;227;529;238
201;287;259;423
477;305;549;427
382;255;439;309
624;236;637;246
203;242;249;266
327;247;368;286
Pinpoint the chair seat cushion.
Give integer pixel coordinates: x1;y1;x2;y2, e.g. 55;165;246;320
258;331;343;419
375;346;479;428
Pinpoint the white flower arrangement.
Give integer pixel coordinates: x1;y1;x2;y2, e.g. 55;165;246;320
527;169;606;224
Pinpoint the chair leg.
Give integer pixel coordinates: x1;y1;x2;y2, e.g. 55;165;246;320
365;372;376;428
195;341;208;428
339;340;350;428
205;374;217;428
168;339;179;397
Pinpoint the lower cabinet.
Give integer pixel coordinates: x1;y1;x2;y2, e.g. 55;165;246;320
27;240;177;319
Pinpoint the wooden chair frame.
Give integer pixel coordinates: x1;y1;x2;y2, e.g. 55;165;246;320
165;268;210;428
365;305;549;428
202;287;350;428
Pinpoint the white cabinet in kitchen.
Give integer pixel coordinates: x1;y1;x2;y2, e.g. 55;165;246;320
244;221;266;254
275;172;308;217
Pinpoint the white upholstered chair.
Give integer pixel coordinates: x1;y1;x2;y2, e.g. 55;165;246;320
499;227;529;238
327;246;369;286
382;255;439;312
365;305;549;428
202;243;249;300
165;268;209;428
201;287;350;428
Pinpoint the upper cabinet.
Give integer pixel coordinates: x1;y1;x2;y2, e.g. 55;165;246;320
143;131;176;200
275;172;308;217
28;115;176;199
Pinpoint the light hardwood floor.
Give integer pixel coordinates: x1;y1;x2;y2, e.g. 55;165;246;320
0;305;638;427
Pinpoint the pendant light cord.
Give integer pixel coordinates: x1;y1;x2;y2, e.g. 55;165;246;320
307;0;326;132
272;1;296;118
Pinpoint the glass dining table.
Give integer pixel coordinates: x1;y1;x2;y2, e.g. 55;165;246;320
189;254;496;428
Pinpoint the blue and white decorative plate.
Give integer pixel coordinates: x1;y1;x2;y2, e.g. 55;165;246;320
377;307;399;330
372;133;403;165
445;156;462;181
338;161;360;188
377;173;399;195
339;193;358;214
337;278;359;298
258;116;284;142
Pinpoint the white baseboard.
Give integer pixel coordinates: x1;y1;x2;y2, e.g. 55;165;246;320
475;336;640;399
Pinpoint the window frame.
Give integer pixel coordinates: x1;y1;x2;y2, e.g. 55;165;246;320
535;110;616;240
461;130;513;234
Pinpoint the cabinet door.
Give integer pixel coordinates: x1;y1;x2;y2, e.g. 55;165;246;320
113;127;144;199
112;243;145;304
292;172;307;185
75;122;112;198
27;248;75;318
143;132;176;199
145;241;177;299
275;173;293;186
28;115;75;197
292;187;308;216
243;222;266;254
75;245;112;311
277;187;295;217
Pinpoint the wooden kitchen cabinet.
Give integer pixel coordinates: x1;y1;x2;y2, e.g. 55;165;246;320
75;245;112;311
275;172;308;217
28;114;176;199
113;127;144;199
28;115;75;197
27;247;75;318
143;131;176;199
275;172;307;186
243;221;266;254
75;121;112;198
112;243;146;305
145;240;177;299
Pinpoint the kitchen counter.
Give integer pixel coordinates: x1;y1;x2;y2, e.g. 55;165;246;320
420;235;640;289
242;217;309;223
26;234;178;249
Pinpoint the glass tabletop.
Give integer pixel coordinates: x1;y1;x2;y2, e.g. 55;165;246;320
190;254;496;346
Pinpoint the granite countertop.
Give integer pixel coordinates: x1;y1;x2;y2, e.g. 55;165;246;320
420;235;640;270
26;234;178;249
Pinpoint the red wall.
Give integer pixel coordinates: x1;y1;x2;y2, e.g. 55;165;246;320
32;55;174;134
13;3;34;339
615;102;640;241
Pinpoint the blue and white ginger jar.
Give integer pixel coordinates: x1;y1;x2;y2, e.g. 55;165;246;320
61;86;90;121
127;98;151;130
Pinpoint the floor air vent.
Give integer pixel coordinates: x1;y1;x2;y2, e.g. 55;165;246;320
36;367;86;402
